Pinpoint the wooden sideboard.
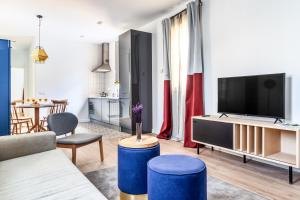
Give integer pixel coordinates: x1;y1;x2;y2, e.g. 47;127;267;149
192;115;300;184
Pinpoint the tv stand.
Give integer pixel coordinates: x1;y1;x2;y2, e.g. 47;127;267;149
192;115;300;184
219;113;229;118
274;118;283;124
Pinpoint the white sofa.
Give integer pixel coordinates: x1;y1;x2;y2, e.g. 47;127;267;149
0;132;107;200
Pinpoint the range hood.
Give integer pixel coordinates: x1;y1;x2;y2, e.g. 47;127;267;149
92;43;111;73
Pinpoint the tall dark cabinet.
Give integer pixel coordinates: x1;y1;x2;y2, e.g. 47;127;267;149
119;30;152;134
0;39;11;136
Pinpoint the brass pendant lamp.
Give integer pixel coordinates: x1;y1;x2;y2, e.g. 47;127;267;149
32;15;48;63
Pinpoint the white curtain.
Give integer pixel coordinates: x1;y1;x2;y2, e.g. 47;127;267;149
170;11;189;140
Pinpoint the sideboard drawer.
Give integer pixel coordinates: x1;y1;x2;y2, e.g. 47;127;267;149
193;119;233;149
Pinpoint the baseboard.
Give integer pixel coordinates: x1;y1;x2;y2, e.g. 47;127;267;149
152;128;160;135
79;118;90;123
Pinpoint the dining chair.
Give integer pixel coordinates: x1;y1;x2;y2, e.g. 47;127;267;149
13;99;25;116
10;102;33;134
47;112;104;165
40;99;68;129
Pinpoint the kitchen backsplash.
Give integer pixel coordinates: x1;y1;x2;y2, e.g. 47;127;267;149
88;41;119;97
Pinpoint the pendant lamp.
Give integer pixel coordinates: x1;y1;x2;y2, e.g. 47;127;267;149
32;15;48;63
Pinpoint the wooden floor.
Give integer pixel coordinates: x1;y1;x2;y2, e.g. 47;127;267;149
60;124;300;200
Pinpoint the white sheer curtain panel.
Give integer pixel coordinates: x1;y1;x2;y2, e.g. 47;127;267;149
170;11;189;140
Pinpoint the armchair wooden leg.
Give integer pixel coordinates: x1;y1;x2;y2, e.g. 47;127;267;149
99;139;104;162
72;145;77;164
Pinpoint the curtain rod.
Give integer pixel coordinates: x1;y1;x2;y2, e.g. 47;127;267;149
170;0;202;19
170;9;186;19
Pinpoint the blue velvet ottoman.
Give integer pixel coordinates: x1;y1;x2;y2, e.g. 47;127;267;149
148;154;207;200
118;136;160;198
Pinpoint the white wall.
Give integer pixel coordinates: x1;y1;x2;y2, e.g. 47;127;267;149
35;38;100;122
34;38;119;122
202;0;300;122
139;0;300;133
11;48;29;69
11;48;32;99
11;68;24;100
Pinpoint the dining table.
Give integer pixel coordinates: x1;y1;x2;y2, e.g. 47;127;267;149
17;103;54;132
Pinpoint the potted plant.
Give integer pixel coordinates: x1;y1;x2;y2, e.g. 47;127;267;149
132;103;143;141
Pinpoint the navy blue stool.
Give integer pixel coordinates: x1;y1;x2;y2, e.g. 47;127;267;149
148;154;207;200
118;136;160;197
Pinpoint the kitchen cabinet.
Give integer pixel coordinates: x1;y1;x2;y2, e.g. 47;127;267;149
101;98;110;123
89;97;119;127
119;29;152;134
109;99;120;126
89;98;102;121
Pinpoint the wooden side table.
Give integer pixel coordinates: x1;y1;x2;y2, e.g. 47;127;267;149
118;135;159;200
119;135;159;148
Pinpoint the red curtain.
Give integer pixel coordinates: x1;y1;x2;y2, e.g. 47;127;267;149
157;80;172;139
184;0;204;148
184;73;203;147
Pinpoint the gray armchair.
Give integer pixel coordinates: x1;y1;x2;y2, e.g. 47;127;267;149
47;112;104;164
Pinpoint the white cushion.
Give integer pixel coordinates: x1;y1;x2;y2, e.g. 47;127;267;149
0;149;107;200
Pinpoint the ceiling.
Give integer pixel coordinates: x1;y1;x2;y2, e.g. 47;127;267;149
0;0;185;44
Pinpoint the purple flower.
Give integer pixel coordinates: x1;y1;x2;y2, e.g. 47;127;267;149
132;103;143;123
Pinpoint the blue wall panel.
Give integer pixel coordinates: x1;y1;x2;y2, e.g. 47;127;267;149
0;39;10;136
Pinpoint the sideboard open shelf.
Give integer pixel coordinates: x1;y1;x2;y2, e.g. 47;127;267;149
192;115;300;184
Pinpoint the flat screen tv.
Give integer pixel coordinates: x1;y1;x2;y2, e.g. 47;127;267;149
218;73;285;119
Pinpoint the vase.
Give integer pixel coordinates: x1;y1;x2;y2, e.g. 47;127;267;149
136;123;142;141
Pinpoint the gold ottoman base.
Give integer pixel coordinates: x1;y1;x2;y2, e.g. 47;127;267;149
120;191;148;200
